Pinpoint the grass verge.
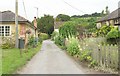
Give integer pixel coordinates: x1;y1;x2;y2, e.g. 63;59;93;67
2;44;41;74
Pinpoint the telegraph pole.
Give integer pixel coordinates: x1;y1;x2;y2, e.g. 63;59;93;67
34;7;38;46
35;7;38;18
15;0;19;48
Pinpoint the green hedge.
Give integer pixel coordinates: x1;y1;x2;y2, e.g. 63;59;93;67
39;33;49;40
59;21;77;38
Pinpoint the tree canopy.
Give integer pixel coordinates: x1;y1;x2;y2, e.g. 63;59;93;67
56;14;70;21
36;15;54;36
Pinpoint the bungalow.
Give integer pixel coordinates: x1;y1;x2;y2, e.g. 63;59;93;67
0;10;36;45
97;8;120;28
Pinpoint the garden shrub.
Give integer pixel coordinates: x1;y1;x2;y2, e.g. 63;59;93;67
51;31;59;41
106;28;119;39
66;37;80;56
39;33;49;40
106;28;120;45
54;35;65;46
79;50;92;62
88;60;98;68
59;21;77;38
1;37;15;49
97;25;114;37
2;43;13;49
28;36;35;48
38;36;43;43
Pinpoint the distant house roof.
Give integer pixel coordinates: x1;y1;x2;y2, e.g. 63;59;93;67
54;21;64;29
0;10;30;23
97;8;120;22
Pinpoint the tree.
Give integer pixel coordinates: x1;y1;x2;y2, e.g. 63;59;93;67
56;14;70;21
101;10;105;16
37;15;54;36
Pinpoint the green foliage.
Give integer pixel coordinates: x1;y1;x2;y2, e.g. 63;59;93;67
1;38;15;49
28;36;36;48
51;31;59;41
54;35;65;46
56;14;70;21
70;17;98;34
87;18;97;31
88;60;98;68
39;33;49;40
80;50;92;62
59;21;77;38
2;43;12;49
97;25;114;37
38;36;43;43
66;37;80;56
37;15;54;36
106;28;119;39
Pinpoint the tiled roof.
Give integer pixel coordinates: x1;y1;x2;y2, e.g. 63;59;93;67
97;8;120;22
0;10;28;22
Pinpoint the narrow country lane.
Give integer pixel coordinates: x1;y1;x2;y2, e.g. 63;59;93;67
17;40;86;74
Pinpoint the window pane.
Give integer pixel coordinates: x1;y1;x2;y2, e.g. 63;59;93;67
5;26;10;36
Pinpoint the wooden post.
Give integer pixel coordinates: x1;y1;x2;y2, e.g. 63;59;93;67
15;0;19;48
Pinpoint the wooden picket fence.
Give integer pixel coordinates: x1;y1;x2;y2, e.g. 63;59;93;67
80;38;119;70
91;44;118;70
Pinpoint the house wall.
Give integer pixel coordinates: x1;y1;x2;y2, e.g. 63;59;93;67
109;20;114;25
97;18;119;28
0;22;35;45
0;23;20;38
96;23;102;29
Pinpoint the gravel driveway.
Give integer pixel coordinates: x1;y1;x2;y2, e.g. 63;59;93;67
17;40;87;74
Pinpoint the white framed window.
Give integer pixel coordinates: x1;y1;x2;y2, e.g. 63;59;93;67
0;26;11;37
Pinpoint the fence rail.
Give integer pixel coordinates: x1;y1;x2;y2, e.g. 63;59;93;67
80;38;118;70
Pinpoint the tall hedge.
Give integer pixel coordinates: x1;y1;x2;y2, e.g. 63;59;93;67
59;21;77;38
37;15;54;36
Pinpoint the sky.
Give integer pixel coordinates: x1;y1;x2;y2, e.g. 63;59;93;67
0;0;119;21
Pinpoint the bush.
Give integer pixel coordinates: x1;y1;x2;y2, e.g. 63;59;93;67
97;25;114;37
1;38;15;49
88;60;98;68
37;15;54;36
59;21;77;38
54;35;65;46
38;36;43;43
56;14;70;21
39;33;49;40
27;36;36;48
66;37;80;56
106;28;120;45
106;28;119;39
80;50;92;62
51;31;59;41
2;43;13;49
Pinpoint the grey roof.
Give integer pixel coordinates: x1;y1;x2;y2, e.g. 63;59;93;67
97;8;120;22
0;10;36;29
0;10;29;22
54;21;64;29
